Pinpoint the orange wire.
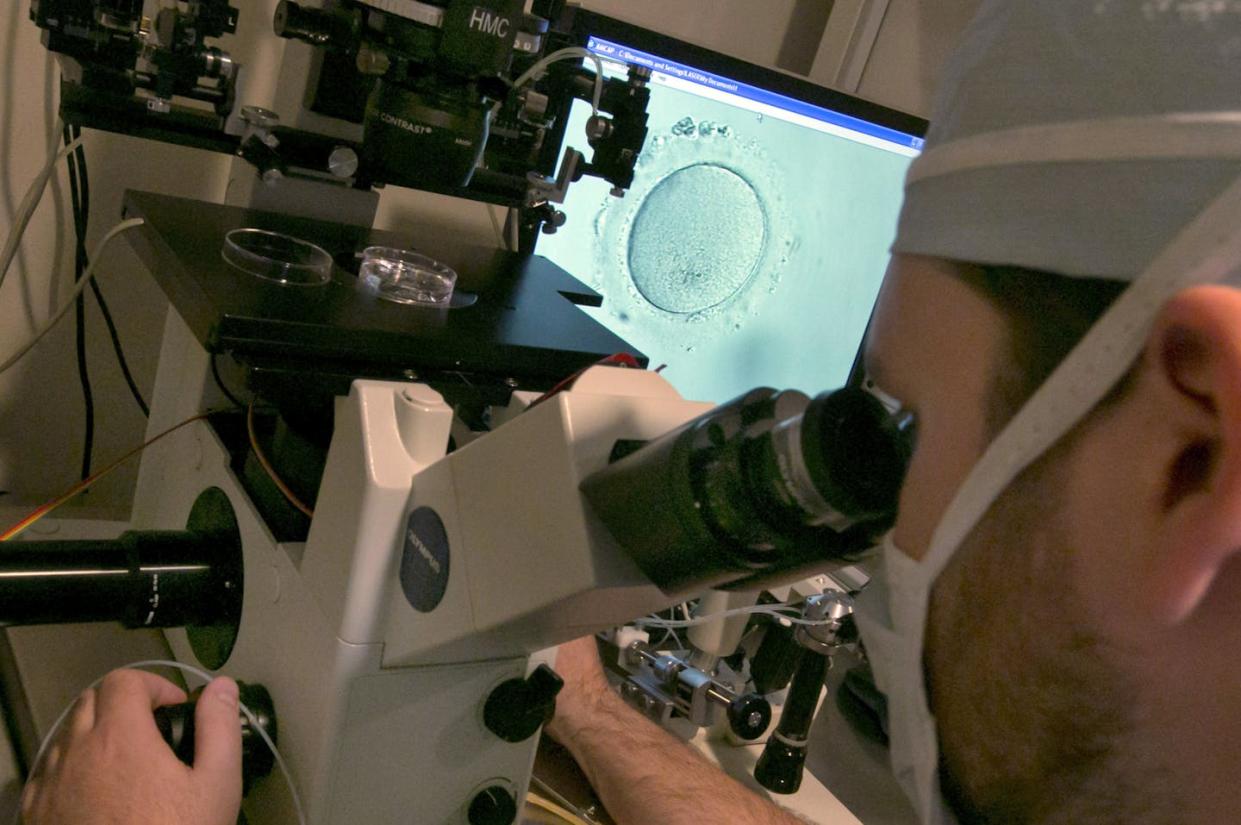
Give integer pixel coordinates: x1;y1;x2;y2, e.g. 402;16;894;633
246;402;315;519
0;412;212;542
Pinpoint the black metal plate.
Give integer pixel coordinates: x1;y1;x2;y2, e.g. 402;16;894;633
122;191;646;390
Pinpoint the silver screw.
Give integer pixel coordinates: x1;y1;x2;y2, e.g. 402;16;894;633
328;146;359;179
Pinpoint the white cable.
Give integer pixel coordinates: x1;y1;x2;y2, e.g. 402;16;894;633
0;218;145;377
16;659;307;825
634;604;833;630
0;127;84;294
495;47;605;117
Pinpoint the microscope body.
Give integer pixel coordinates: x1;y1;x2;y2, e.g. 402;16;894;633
129;309;709;824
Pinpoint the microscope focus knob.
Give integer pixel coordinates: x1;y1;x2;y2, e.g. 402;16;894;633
483;664;564;743
154;682;277;795
468;785;518;825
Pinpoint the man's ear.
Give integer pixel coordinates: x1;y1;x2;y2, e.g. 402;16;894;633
1145;286;1241;624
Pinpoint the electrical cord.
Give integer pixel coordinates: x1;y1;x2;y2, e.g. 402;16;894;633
525;791;596;825
495;47;605;118
68;125;149;418
530;353;642;407
634;604;837;629
0;126;83;294
0;218;146;376
13;659;307;825
246;402;315;519
0;410;217;542
65;125;95;480
64;127;151;444
528;776;604;825
89;277;150;417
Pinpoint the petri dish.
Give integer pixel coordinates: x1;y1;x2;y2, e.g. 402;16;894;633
358;246;457;306
222;229;334;286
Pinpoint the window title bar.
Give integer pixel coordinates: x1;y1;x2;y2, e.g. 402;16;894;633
586;36;925;152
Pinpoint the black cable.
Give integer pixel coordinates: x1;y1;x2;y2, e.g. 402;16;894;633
89;278;150;417
63;127;151;436
71;125;149;419
65;125;94;481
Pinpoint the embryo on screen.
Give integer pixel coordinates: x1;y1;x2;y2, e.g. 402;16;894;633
537;37;920;404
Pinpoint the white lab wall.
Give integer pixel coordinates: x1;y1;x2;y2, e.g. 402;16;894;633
0;0;953;519
0;3;234;517
846;0;982;118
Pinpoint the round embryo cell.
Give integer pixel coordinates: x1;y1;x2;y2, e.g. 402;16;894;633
587;119;794;350
627;163;767;314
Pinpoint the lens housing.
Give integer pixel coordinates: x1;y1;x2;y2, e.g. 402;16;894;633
581;386;914;594
363;80;490;188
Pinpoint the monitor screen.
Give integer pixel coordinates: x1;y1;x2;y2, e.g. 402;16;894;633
536;16;926;404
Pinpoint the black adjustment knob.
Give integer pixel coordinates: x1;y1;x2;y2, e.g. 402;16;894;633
468;785;518;825
754;651;829;794
483;664;564;743
154;682;277;795
727;692;772;741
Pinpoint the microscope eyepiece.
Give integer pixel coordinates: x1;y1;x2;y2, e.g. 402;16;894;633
581;385;915;594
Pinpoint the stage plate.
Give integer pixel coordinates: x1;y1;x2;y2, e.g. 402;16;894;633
122;191;646;394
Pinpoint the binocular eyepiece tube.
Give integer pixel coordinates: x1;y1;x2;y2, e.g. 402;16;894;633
581;385;915;595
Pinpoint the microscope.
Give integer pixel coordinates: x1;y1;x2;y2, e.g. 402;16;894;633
31;0;652;243
5;2;915;822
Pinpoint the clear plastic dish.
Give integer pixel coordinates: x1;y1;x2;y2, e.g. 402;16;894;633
222;229;333;286
358;246;457;306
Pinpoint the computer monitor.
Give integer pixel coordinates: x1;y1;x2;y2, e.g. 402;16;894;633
536;12;927;404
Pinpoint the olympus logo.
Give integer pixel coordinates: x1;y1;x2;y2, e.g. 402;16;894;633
469;7;511;38
407;529;442;575
379;111;432;136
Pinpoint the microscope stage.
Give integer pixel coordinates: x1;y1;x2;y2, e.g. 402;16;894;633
121;191;646;395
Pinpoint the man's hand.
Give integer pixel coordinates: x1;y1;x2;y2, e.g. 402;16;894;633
544;636;809;825
21;669;243;825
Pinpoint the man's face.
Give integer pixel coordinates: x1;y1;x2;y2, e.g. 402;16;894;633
862;254;1140;820
863;256;1241;823
862;254;1013;560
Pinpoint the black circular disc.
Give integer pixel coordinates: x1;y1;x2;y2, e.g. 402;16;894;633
185;487;245;670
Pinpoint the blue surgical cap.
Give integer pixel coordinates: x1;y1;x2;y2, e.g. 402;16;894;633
892;1;1241;280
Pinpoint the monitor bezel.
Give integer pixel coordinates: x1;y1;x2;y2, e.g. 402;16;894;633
546;7;930;392
555;9;928;155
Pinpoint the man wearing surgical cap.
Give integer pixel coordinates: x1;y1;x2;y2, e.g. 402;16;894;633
544;2;1241;825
